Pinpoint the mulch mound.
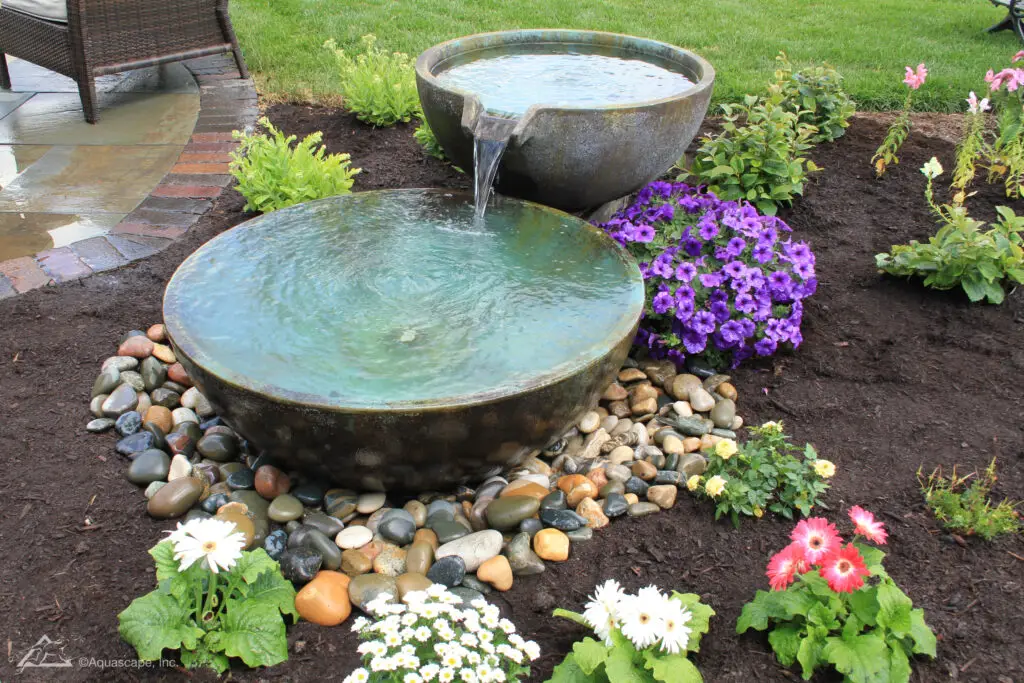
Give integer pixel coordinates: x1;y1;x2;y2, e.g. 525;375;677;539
0;108;1021;682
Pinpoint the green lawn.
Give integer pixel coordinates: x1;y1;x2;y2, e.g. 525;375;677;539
231;0;1021;111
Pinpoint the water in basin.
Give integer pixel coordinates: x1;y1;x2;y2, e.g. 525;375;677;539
163;190;643;409
434;48;695;117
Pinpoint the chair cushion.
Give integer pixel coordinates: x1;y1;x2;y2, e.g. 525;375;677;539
4;0;67;23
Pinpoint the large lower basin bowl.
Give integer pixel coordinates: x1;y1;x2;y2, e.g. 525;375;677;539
163;190;644;491
416;30;714;212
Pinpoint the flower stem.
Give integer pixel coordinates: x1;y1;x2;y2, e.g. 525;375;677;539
552;608;590;627
202;569;218;618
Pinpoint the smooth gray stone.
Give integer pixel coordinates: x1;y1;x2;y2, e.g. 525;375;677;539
127;449;170;485
505;532;545;576
140;356;167;392
92;366;121;398
86;418;115;433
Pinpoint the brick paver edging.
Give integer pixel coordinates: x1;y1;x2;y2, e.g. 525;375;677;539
0;54;258;299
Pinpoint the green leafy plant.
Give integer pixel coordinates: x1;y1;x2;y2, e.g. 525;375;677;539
684;422;833;527
737;509;937;683
413;117;447;161
918;458;1021;540
118;518;297;673
773;52;855;143
230;117;360;213
872;63;927;177
345;584;539;682
551;580;714;683
325;34;421;126
678;93;820;215
951;92;990;202
875;156;1024;303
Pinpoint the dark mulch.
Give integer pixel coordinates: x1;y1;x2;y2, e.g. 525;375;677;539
0;108;1021;682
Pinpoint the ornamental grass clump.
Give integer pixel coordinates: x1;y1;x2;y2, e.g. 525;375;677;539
551;580;714;683
685;421;833;526
326;34;421;126
599;181;816;369
118;518;297;673
346;584;539;683
738;508;937;683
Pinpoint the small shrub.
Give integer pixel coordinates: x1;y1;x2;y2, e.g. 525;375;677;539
230;118;360;213
685;422;833;527
413;117;447;160
346;584;539;682
551;580;714;683
737;508;937;683
875;156;1024;304
118;518;296;673
679;93;820;215
919;458;1021;540
599;181;817;370
325;34;420;126
773;51;855;143
872;63;927;177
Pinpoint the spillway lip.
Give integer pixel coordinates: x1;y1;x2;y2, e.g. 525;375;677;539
163;189;645;414
415;28;716;117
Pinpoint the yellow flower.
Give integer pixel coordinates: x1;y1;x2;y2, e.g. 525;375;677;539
704;475;727;498
760;420;782;434
715;439;738;460
753;507;764;518
813;459;836;478
686;475;701;491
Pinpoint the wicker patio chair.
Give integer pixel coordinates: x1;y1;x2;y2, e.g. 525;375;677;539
0;0;248;123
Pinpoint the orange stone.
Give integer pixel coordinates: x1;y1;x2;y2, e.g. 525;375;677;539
295;571;352;626
144;405;173;434
556;474;589;494
566;481;598;508
167;362;193;387
476;555;513;591
152;343;177;364
499;481;550;500
413;528;439;551
118;336;154;358
586;468;608;490
631;461;658;481
533;528;570;562
576;498;609;529
254;465;291;499
358;539;386;561
146;324;167;342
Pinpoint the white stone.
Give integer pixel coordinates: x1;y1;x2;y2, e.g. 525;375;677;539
673;401;692;417
435;530;503;571
167;454;193;481
510;473;549;487
101;356;138;372
144;481;166;499
577;411;601;434
171;407;199;426
135;392;152;418
356;492;386;514
689;388;715;413
335;525;373;549
181;387;215;417
629;422;649;447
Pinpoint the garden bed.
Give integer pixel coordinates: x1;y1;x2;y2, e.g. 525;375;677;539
0;108;1021;682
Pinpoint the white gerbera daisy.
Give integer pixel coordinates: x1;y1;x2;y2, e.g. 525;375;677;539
345;667;369;683
617;594;665;650
459;668;477;683
583;579;625;643
420;663;440;681
658;599;693;655
168;518;246;573
414;626;432;642
438;667;455;683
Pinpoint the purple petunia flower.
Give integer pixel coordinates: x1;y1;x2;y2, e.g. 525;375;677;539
647;203;675;222
734;292;757;314
633;223;656;243
678;194;701;213
690;311;717;335
683;237;703;257
652;290;675;315
723;260;747;279
699;272;724;288
793;261;815;280
785;241;815;265
674;298;695;322
675;262;697;282
710;300;731;323
682;329;707;354
719;320;745;344
752;243;775;264
698;218;720;241
755;337;778;356
757;226;778;245
675;284;696;303
725;237;747;258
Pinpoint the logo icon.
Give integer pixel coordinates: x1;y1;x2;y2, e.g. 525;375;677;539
15;635;73;673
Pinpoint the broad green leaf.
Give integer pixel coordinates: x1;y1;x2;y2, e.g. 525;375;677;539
796;633;825;680
572;638;610;675
644;651;703;683
876;581;913;636
150;541;180;582
605;646;645;683
180;642;231;674
671;593;716;652
233;548;280;585
118;591;204;661
246;568;299;621
768;625;803;666
888;641;912;683
908;609;937;657
822;634;887;681
204;599;288;669
548;654;598;683
961;275;987;302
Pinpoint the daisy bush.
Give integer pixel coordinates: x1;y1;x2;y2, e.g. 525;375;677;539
600;181;816;370
118;518;297;673
685;421;834;526
346;584;539;683
737;508;937;683
551;581;714;683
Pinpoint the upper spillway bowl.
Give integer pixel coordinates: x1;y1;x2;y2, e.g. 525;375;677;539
416;30;715;212
163;189;645;491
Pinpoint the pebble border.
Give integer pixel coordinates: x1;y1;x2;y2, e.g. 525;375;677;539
0;54;257;299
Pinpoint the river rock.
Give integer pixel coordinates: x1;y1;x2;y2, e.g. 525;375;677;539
647;485;678;509
149;388;180;409
477;555;513;591
227;468;255;490
118;336;154;358
181;387;214;417
403;500;427;527
151;343;176;364
539;508;588;531
505;532;545;576
280;548;323;584
348;574;398;612
167;454;192;481
576;497;609;529
372;544;407;577
86;418;115;433
628;502;661;517
432;520;471;544
678;453;707;477
379;511;417;546
356;492;386;515
171;407;198;427
341;549;372;576
396;572;433;599
624;476;649;497
578;411;601;434
335;525;372;549
92;366;121;397
435;529;502;571
631;397;658;416
406;541;434;575
127;449;170;485
602;383;628;401
254;465;291;499
102;355;138;372
710;399;736;428
194;433;236;463
290;526;341;570
101;383;138;418
268;494;304;522
618;368;646;383
166;362;192;387
603;493;629;518
294;570;351;626
689;388;715;412
426;555;466;587
533;529;569;561
147;477;203;518
115;431;159;457
485;496;540;530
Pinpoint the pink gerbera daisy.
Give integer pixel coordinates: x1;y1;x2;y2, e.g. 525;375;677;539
848;506;888;544
766;542;809;591
819;544;870;593
790;518;841;565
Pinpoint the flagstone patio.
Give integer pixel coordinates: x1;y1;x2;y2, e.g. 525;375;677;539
0;54;257;298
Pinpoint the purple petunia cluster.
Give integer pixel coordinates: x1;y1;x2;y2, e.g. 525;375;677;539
600;181;816;369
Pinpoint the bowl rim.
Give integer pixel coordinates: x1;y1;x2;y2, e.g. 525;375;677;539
415;28;716;116
163;189;645;414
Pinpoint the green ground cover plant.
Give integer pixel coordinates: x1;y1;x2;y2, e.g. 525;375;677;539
325;33;421;126
229;118;360;213
918;459;1021;540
